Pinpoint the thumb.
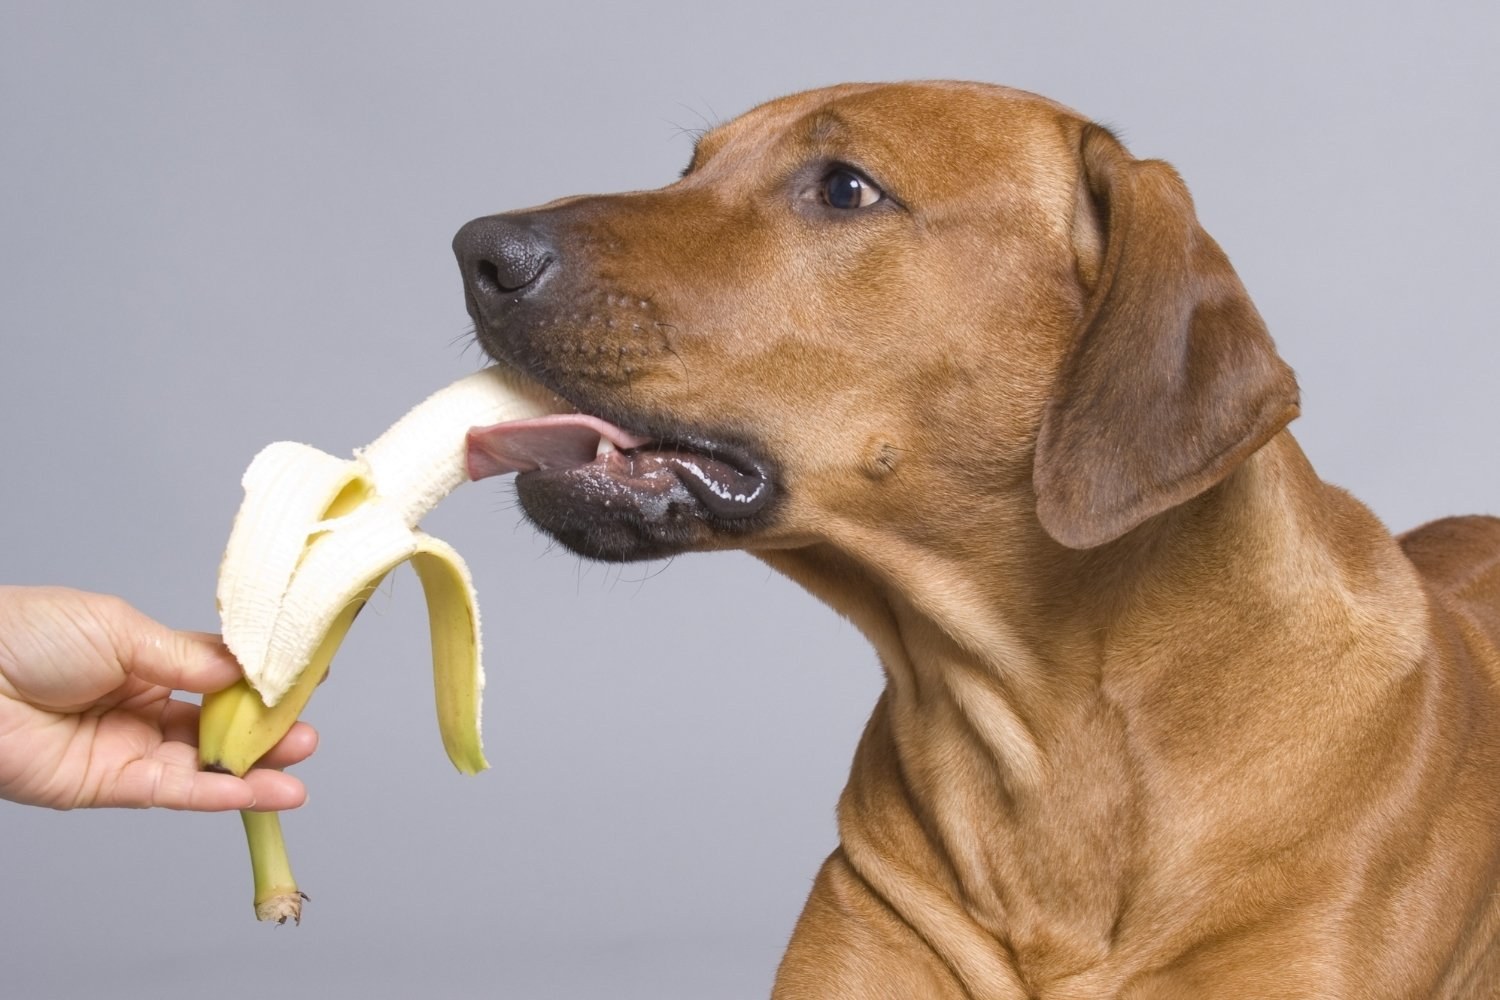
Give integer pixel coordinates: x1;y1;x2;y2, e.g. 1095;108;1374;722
117;622;245;695
60;590;245;694
1;588;243;710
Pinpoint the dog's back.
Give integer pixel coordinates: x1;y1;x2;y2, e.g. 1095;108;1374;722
1401;516;1500;670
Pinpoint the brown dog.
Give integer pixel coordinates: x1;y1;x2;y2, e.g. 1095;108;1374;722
455;81;1500;997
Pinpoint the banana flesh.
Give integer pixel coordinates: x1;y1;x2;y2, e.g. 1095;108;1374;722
215;366;568;710
199;365;567;921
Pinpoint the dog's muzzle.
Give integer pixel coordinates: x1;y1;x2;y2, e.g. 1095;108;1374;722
450;209;777;562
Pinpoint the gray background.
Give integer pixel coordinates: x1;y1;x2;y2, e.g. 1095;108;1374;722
2;1;1496;997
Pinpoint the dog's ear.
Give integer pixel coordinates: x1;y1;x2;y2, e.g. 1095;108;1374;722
1033;125;1300;550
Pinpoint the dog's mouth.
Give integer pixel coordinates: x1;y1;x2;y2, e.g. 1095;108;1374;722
464;396;775;562
467;413;772;520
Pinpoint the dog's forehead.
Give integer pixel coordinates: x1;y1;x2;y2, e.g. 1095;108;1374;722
696;81;1086;199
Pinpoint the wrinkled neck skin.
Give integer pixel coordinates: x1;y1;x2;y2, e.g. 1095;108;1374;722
758;432;1448;994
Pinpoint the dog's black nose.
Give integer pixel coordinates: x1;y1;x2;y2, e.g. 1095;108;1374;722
453;214;554;312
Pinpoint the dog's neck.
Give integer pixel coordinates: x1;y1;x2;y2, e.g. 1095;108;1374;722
759;432;1431;985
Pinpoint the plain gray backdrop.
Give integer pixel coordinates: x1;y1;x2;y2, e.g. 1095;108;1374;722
2;2;1496;997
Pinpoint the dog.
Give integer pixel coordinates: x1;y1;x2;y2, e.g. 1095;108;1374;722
454;81;1500;997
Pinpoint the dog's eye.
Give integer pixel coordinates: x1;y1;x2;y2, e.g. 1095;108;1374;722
821;168;883;210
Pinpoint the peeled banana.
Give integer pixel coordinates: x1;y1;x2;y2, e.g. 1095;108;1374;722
200;365;568;923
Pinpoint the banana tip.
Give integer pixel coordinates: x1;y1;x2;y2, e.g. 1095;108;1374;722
255;891;310;925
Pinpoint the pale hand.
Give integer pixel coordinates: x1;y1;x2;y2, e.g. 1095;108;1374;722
0;586;315;810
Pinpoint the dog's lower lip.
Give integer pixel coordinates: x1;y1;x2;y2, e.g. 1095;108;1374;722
575;443;772;519
645;448;771;518
534;379;774;515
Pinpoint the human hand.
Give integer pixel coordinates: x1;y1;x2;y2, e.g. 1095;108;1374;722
0;586;315;810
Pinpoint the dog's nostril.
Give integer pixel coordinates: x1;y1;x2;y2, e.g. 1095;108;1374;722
475;259;502;294
473;247;550;295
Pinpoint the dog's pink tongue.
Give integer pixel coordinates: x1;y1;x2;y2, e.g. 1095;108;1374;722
466;414;650;480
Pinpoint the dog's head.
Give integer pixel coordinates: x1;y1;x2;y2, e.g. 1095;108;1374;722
456;82;1298;565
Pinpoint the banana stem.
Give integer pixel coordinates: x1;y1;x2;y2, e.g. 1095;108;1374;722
240;810;307;924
